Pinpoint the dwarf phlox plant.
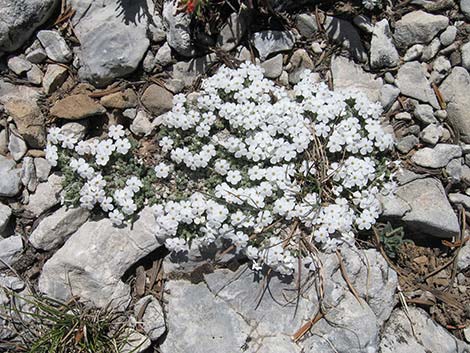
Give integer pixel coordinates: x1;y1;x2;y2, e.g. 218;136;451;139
46;63;397;275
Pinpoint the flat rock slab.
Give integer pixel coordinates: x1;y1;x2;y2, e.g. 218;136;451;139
161;247;397;353
411;143;462;168
0;0;58;53
39;207;162;308
330;55;383;102
396;178;460;238
440;67;470;143
394;10;449;49
324;16;367;62
251;30;295;61
50;94;106;120
72;0;152;87
396;61;439;108
380;307;470;353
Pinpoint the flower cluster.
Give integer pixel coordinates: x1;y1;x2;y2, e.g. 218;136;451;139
151;62;397;275
45;125;156;226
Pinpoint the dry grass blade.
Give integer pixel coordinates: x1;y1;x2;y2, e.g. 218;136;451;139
292;310;324;342
335;250;363;307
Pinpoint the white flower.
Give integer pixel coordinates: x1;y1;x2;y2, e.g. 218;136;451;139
126;176;143;193
115;138;131;154
109;210;125;226
155;162;170;178
108;125;125;140
226;170;242;185
100;197;114;212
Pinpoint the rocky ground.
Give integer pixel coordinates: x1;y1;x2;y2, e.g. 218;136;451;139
1;0;470;352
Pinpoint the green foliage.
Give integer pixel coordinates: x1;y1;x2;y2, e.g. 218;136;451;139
377;222;412;259
0;290;138;353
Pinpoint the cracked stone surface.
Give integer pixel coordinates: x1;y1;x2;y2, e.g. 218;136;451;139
161;246;398;353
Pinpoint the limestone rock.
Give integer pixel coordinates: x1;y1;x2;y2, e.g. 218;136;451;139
100;89;137;109
0;156;21;197
50;94;106;120
251;30;294;61
396;61;439;108
29;207;89;251
37;30;72;63
331;55;383;102
39;207;163;308
141;85;173;116
0;0;58;53
324;16;367;62
396;178;460;238
0;236;23;270
370;19;399;69
440;67;470;143
394;10;449;49
411;143;462;168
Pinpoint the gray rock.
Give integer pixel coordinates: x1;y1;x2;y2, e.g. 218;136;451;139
379;307;470;353
0;203;11;234
440;67;470;142
414;104;438;124
172;53;218;87
456;240;470;271
29;206;89;251
396;135;419;154
34;158;51;182
121;329;151;353
37;30;72;63
353;14;374;34
260;53;283;79
461;42;470;71
449;193;470;209
149;14;166;43
160;279;251;353
0;79;40;105
26;43;47;64
303;293;378;353
439;26;457;47
155;43;172;66
433;56;451;75
74;0;151;87
141;85;173;117
296;14;318;39
60;121;88;141
4;98;46;148
251;30;294;61
395;61;440;108
446;158;464;182
379;194;412;218
461;0;470;20
411;143;461;168
27;64;43;85
39;207;163;308
134;296;166;341
7;57;32;75
0;274;24;291
8;132;27;161
394;10;449;49
216;11;249;51
0;0;58;53
24;174;62;217
21;156;37;192
421;37;441;62
130;111;155;137
404;44;424;61
370;19;399;69
331;55;383;102
324;16;367;62
0;236;22;269
42;64;68;94
142;50;155;73
420;124;443;145
395;111;412;120
163;0;196;57
380;84;400;111
396;178;460;238
0;156;21;197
